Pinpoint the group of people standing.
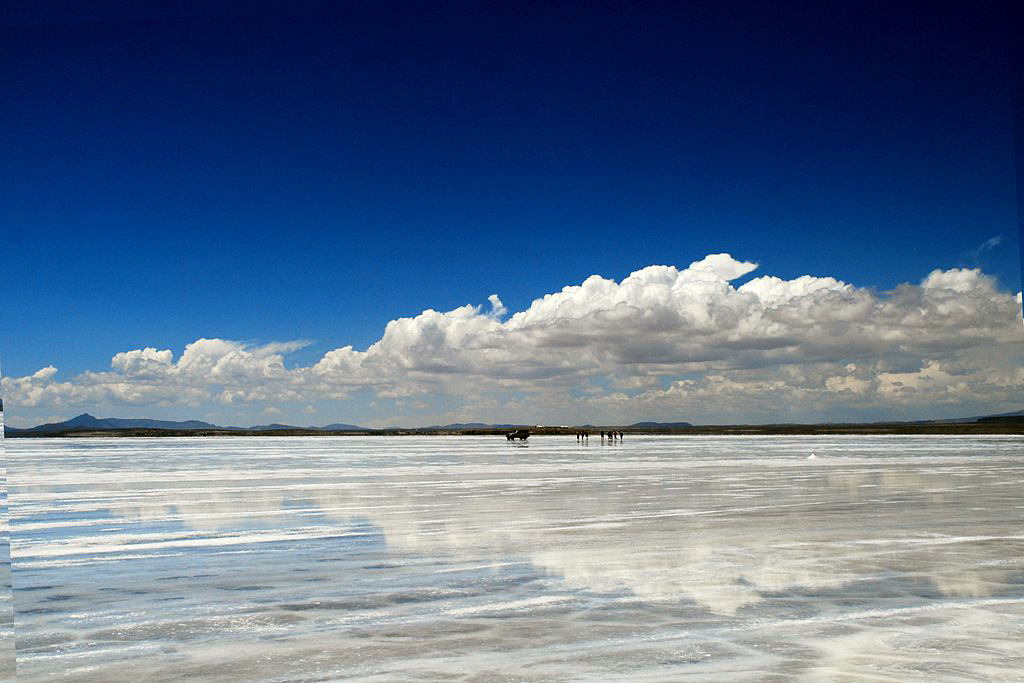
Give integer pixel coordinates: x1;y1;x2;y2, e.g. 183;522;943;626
574;430;623;441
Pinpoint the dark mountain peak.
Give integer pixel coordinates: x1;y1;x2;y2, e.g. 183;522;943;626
63;413;104;427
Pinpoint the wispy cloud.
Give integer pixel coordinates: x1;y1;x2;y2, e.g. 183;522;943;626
966;234;1004;263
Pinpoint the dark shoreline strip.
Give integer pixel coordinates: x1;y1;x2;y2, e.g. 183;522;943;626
6;422;1024;438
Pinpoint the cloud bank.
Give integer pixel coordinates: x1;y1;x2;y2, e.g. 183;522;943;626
4;254;1022;425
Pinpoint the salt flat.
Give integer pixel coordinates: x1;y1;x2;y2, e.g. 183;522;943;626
7;435;1024;681
0;420;13;682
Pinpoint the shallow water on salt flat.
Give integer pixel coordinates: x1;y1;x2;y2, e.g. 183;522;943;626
7;435;1024;682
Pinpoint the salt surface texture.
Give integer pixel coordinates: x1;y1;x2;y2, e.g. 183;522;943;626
0;414;14;681
7;435;1024;681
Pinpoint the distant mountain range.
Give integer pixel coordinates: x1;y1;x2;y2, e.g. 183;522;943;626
418;422;524;430
243;422;366;431
630;421;693;428
3;410;1022;435
4;413;368;434
9;414;222;433
320;422;365;430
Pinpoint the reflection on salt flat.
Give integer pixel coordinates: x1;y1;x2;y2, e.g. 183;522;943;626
37;448;1017;613
8;435;1024;681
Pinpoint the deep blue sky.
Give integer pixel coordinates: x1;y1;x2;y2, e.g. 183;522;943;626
2;0;1019;379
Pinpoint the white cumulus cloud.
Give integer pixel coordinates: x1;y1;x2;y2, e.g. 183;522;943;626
4;254;1021;424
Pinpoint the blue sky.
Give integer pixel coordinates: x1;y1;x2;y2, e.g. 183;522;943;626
2;1;1021;427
